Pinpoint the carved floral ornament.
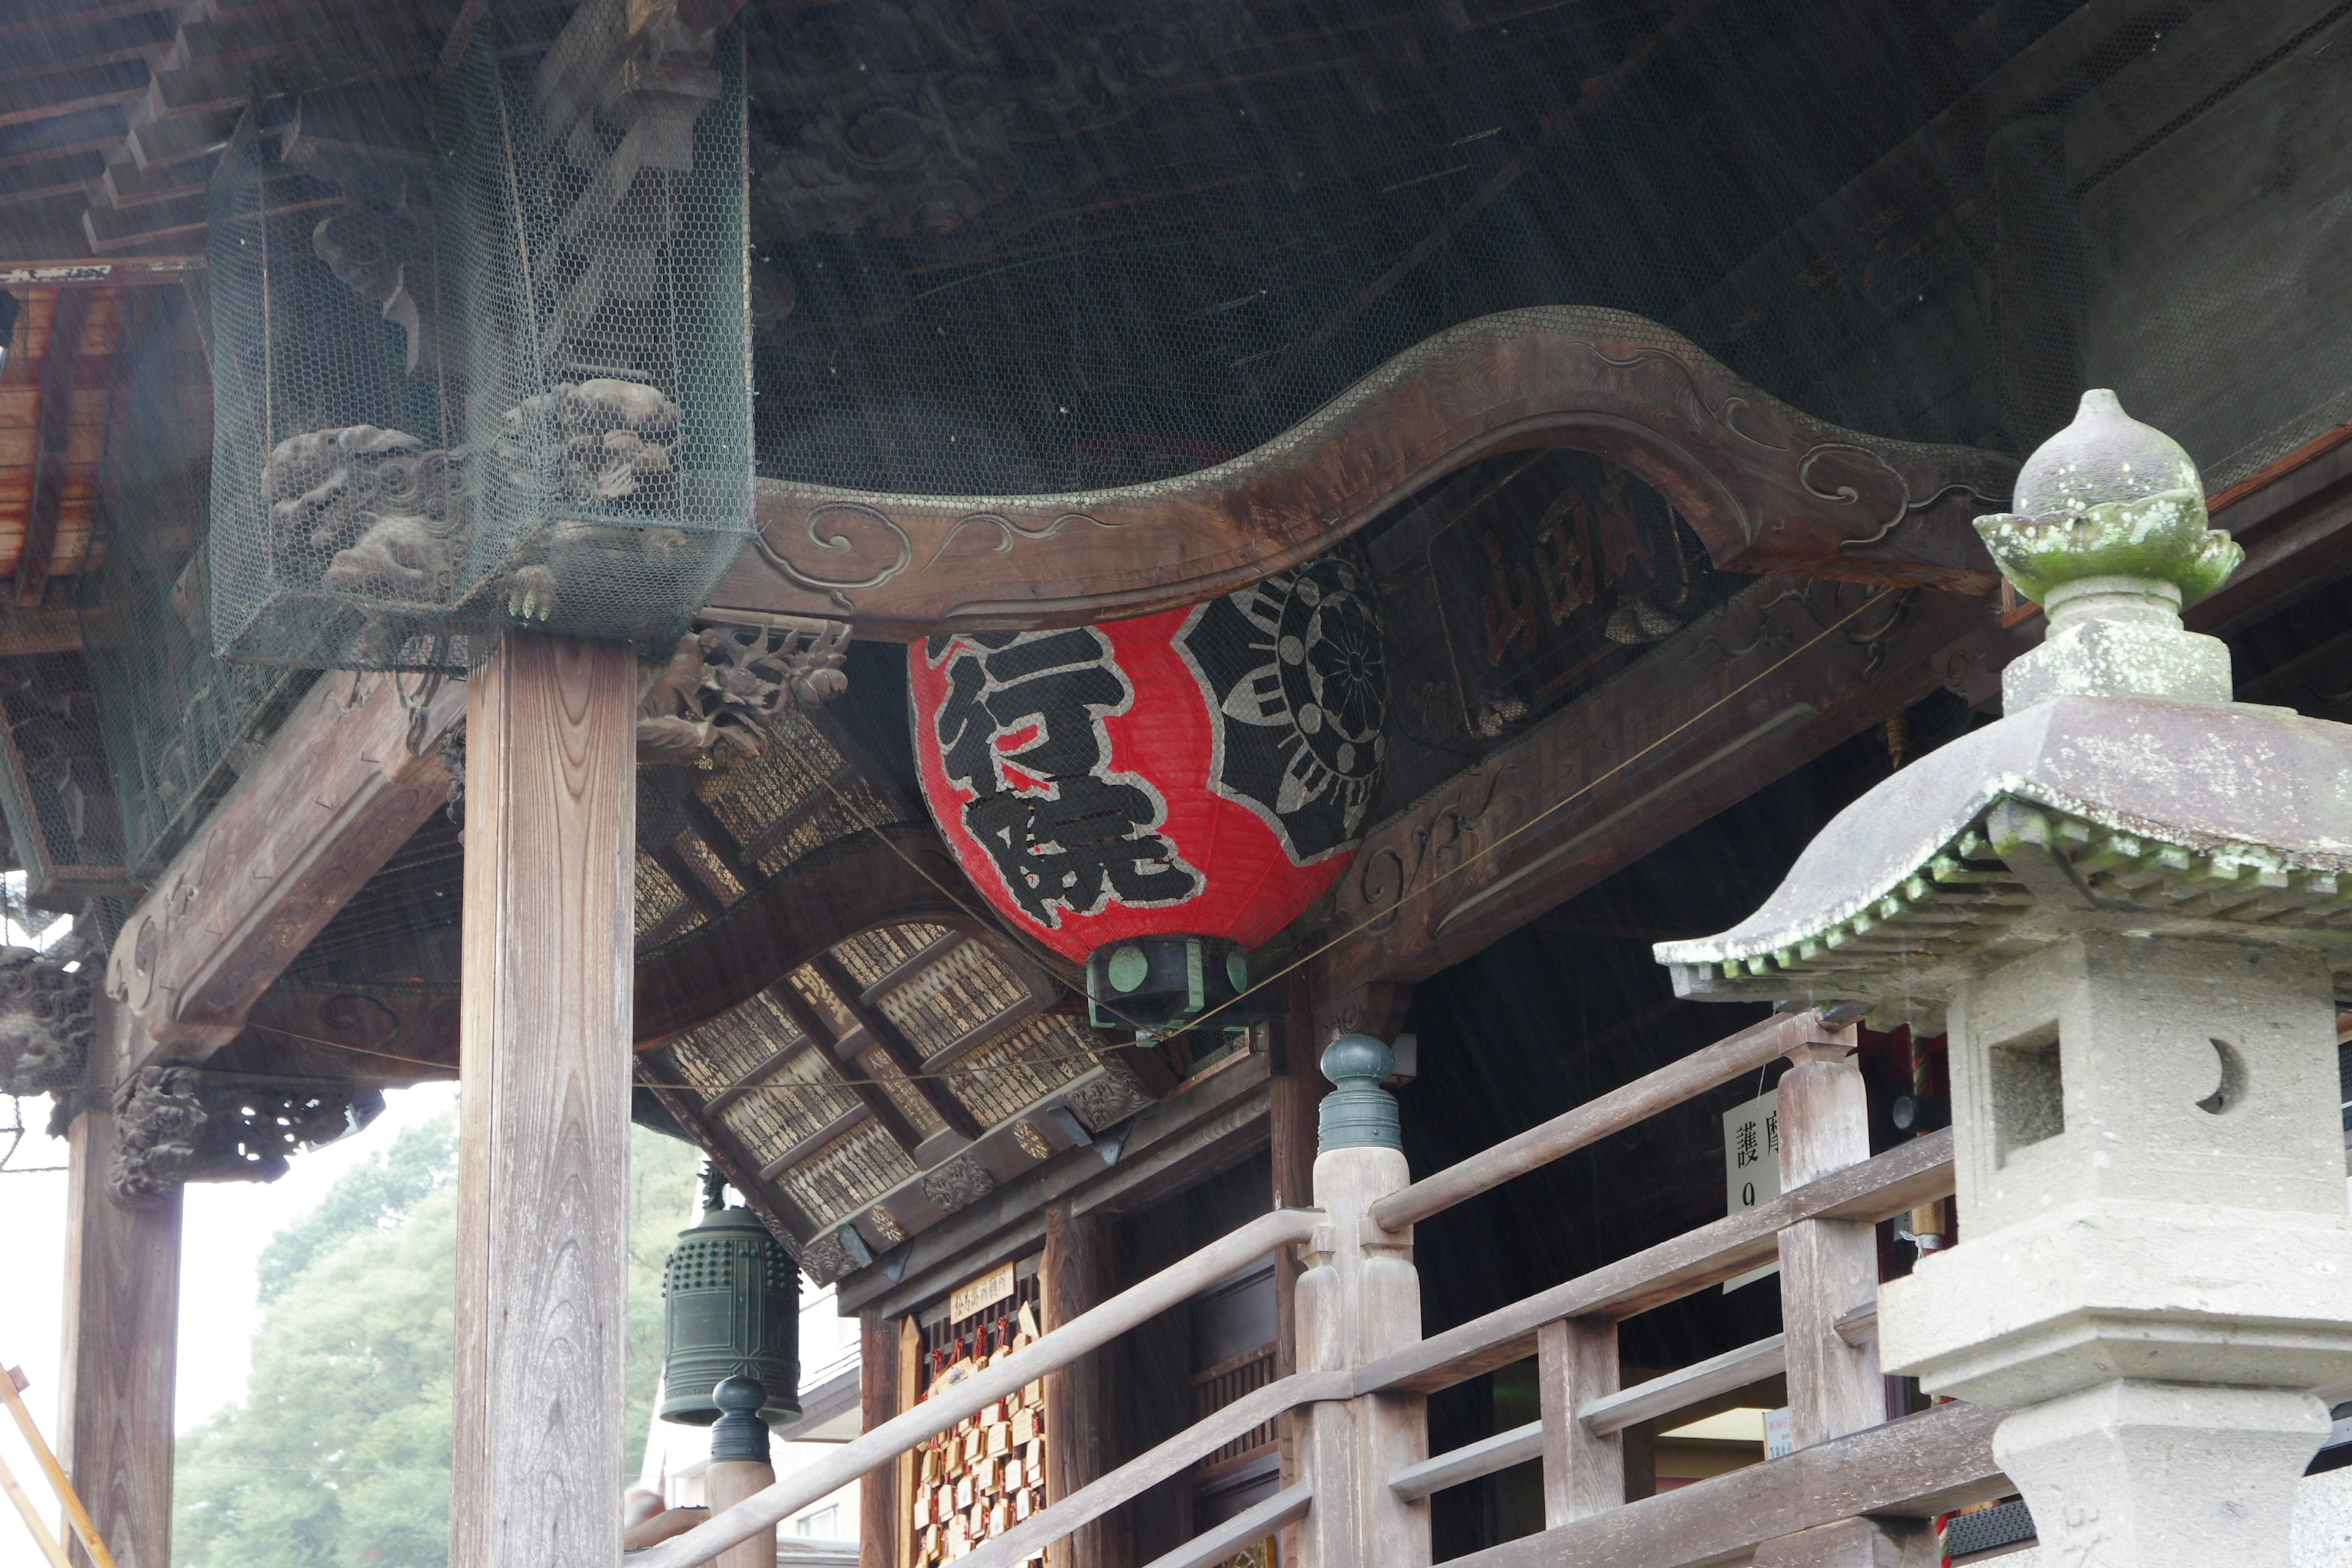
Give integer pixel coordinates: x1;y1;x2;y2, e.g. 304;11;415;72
108;1063;386;1208
635;618;851;764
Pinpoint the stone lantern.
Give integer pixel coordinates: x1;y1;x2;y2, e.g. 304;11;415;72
1654;390;2352;1566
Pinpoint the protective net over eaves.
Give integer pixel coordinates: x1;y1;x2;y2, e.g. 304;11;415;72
739;0;2352;502
204;1;753;671
83;282;312;878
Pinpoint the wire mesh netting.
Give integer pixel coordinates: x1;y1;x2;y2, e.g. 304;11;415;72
437;2;754;651
0;650;134;897
83;283;312;878
738;0;2352;503
204;1;753;671
205;104;469;669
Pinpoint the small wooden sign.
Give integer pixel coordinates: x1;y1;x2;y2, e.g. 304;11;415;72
950;1262;1017;1324
1721;1088;1781;1292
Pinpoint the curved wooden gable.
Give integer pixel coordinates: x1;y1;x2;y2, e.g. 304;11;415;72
713;306;2017;639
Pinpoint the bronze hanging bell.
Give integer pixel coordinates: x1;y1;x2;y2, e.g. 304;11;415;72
659;1164;802;1428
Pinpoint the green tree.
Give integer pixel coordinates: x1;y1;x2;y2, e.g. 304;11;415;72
254;1118;458;1304
175;1110;705;1568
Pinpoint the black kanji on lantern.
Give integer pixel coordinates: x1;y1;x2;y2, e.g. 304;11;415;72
929;628;1202;926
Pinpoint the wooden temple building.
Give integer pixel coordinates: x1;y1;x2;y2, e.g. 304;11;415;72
3;1;2352;1566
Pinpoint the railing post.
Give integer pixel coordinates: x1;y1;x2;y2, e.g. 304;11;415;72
707;1379;778;1568
1773;1025;1882;1450
1536;1317;1621;1524
1759;1023;1912;1568
1295;1035;1429;1568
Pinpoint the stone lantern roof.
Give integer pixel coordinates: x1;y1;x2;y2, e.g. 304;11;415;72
1654;391;2352;1028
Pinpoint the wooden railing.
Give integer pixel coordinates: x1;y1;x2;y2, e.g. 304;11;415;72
639;1011;2011;1568
1194;1344;1281;1468
633;1210;1320;1568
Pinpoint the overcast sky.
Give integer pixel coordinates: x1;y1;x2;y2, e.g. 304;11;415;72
0;1082;462;1568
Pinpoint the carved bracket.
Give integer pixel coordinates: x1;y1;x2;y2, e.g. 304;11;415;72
636;617;851;765
107;670;466;1068
0;940;96;1133
108;1061;385;1208
710;306;2016;639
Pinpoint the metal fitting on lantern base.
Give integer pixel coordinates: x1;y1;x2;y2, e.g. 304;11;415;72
1087;935;1256;1031
1319;1033;1401;1153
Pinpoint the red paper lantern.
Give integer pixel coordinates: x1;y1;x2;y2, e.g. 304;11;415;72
909;554;1386;1028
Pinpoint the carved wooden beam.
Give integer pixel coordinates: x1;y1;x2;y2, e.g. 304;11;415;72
712;307;2016;639
239;981;462;1082
1303;578;2019;1000
102;671;467;1077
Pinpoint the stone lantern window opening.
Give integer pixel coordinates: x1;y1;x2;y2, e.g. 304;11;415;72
1986;1020;2064;1167
2198;1036;2248;1117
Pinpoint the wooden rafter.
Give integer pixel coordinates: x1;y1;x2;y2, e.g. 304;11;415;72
677;791;761;886
635;824;985;1041
761;971;930;1156
645;834;729;920
755;1105;867;1183
808;949;987;1141
640;1072;819;1243
700;1034;821;1118
17;284;87;606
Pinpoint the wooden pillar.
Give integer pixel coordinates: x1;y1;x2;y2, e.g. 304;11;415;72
1536;1317;1621;1525
53;1061;179;1568
1044;1199;1126;1568
451;633;636;1568
1774;1032;1882;1450
859;1312;900;1568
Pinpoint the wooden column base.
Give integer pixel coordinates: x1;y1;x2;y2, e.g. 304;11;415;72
709;1459;779;1568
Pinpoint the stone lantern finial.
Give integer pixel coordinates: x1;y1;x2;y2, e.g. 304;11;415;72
1972;389;2244;709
